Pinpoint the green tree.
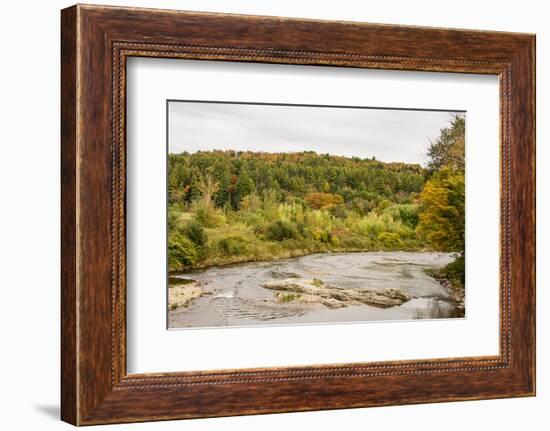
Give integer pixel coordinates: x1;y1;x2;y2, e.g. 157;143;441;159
183;221;208;248
265;220;300;241
167;162;187;204
185;167;203;205
233;166;255;209
426;115;465;173
214;178;231;208
168;232;198;270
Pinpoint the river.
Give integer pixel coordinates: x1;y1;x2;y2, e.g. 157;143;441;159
168;251;463;329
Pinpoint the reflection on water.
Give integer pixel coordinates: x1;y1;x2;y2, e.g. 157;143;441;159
168;251;462;329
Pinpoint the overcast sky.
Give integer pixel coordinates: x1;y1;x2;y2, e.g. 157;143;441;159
168;101;463;166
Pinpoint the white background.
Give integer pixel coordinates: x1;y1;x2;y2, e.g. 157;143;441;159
0;0;547;430
127;59;500;373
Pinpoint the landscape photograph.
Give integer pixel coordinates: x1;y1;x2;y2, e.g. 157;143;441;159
167;101;466;329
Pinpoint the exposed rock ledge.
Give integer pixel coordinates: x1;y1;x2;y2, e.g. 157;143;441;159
262;278;410;309
169;282;202;310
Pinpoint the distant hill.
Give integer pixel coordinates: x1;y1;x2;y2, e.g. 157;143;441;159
168;150;426;211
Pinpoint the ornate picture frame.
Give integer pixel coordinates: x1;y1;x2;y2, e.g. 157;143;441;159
61;4;535;425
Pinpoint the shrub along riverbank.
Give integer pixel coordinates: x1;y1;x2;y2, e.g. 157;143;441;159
169;197;425;271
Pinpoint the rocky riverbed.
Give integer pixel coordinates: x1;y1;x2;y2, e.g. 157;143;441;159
168;251;463;329
168;282;203;310
263;278;410;309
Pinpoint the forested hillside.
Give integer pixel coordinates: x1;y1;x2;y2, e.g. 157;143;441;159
169;150;425;212
167;115;465;291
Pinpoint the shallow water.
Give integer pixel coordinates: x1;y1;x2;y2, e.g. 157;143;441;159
168;251;462;329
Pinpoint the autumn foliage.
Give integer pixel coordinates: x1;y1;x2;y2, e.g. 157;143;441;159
305;192;344;210
417;169;464;250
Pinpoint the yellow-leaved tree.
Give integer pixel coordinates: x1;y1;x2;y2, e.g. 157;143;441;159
417;114;466;289
417;167;465;253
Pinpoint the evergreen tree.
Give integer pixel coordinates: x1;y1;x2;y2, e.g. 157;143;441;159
233;166;255;209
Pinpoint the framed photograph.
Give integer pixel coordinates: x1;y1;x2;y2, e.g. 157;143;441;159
61;4;535;425
165;101;466;329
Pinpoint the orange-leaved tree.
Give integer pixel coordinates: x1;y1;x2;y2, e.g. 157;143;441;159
305;192;344;210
